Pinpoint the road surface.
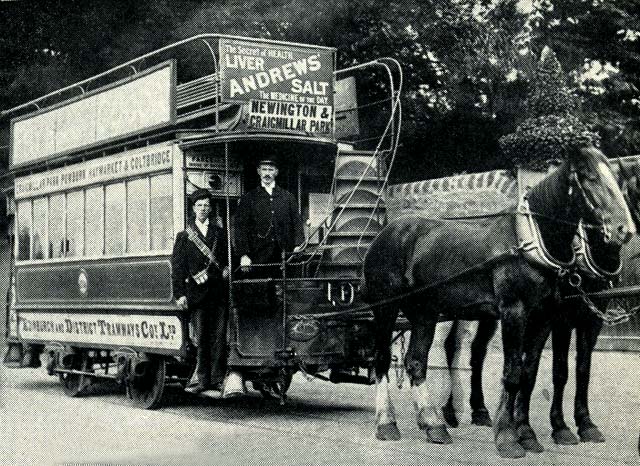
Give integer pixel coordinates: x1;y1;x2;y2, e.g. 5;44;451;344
1;348;638;466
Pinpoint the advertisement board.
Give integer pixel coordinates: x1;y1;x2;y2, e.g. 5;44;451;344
10;61;175;169
219;38;335;136
14;143;173;200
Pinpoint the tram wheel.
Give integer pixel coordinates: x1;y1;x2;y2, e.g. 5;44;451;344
59;351;93;397
126;357;166;410
256;373;293;400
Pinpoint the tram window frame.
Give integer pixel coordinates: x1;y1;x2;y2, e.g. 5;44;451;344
104;181;126;256
16;200;31;261
31;197;48;260
48;193;66;259
150;173;173;251
14;170;174;264
65;189;85;258
84;185;105;257
125;176;150;254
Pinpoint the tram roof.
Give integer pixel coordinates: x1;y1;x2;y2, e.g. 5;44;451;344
2;34;341;173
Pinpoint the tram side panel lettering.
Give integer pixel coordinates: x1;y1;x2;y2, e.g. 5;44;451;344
18;312;183;350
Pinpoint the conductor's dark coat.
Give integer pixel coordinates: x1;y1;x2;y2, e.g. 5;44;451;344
171;220;228;306
234;185;304;261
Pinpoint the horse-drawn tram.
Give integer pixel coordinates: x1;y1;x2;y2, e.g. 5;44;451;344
2;34;402;408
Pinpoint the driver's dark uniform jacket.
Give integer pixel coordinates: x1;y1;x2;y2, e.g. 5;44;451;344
171;219;228;389
234;185;304;264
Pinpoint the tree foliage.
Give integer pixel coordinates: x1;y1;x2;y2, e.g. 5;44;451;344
0;0;638;179
500;46;599;169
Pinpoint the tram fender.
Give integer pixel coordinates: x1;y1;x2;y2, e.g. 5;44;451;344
3;341;24;368
3;342;42;369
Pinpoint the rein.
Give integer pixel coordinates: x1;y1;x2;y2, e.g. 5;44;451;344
291;248;521;320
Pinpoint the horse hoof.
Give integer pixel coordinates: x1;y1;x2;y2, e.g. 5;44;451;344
497;441;526;459
424;424;452;444
517;425;544;453
471;409;492;427
552;427;579;445
579;426;605;443
376;423;401;441
442;405;459;428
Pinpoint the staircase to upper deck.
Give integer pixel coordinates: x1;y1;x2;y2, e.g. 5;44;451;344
316;148;388;279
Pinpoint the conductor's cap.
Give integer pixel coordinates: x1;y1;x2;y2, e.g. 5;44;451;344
190;188;213;203
258;158;278;168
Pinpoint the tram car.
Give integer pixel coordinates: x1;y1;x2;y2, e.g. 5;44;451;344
1;35;402;408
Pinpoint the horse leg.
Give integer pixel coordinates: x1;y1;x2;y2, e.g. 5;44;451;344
494;299;526;459
514;311;552;453
449;319;479;425
550;321;579;445
406;318;452;444
426;321;454;431
575;318;605;443
443;320;459;428
470;318;497;427
374;305;401;441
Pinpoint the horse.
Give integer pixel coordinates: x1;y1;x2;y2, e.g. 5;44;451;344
439;155;640;453
512;155;640;452
362;145;635;459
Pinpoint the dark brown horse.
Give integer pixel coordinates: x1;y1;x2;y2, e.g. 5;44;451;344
514;156;640;452
442;156;640;453
362;146;635;459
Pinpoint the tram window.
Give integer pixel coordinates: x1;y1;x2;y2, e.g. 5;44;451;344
150;173;172;251
32;197;47;260
66;190;84;257
49;194;65;258
85;186;104;256
126;178;149;253
105;182;125;255
16;200;31;261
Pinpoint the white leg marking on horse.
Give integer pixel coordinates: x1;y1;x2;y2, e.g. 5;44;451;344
451;320;479;420
419;321;453;425
412;381;444;427
375;374;396;426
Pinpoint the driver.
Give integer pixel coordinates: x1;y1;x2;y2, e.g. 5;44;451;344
225;157;304;397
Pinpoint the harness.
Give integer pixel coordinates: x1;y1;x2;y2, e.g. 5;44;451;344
573;223;622;281
516;195;576;272
186;225;220;282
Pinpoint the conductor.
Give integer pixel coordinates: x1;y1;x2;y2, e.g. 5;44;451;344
172;188;229;396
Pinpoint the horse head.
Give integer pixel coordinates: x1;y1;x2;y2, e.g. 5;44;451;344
568;145;635;248
614;156;640;230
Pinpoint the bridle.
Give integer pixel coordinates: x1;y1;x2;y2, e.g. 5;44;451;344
568;166;613;244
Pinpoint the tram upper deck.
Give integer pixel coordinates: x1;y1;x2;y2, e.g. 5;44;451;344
2;35;402;357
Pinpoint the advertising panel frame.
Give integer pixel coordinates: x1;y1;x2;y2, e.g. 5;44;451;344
9;60;177;170
219;37;336;138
